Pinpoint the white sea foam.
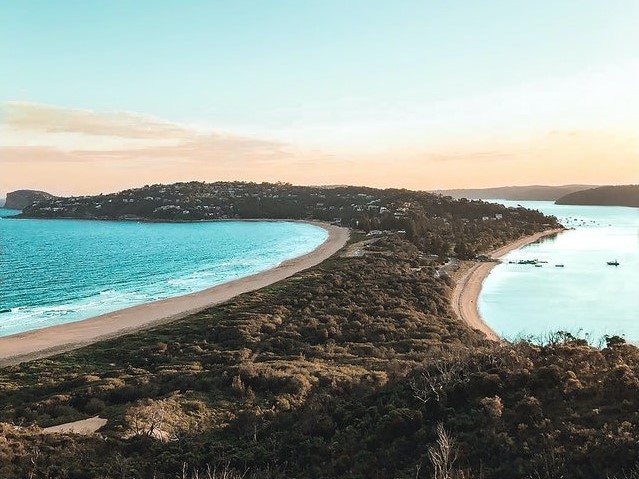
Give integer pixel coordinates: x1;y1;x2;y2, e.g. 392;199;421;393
0;219;327;337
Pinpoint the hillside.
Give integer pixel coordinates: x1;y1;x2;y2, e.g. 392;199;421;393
1;234;639;478
435;184;597;201
4;189;55;210
556;185;639;207
2;182;639;478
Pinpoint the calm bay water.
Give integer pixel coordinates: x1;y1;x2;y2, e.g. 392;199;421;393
479;201;639;342
0;210;327;337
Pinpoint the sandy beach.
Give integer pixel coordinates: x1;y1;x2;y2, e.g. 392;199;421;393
451;228;565;341
0;222;349;366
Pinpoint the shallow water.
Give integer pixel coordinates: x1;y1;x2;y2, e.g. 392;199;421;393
479;201;639;342
0;210;327;337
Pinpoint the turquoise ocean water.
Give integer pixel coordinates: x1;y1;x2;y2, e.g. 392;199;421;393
0;211;327;337
479;201;639;342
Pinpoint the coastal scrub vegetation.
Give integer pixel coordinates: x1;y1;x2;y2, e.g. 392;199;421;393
1;236;639;477
4;184;637;478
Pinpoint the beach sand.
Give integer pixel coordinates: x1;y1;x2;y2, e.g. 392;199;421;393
451;228;564;341
0;222;349;366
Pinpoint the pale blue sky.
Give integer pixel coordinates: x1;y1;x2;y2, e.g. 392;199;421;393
2;0;637;130
1;1;638;193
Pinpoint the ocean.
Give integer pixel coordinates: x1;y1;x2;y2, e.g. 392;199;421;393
479;200;639;343
0;211;327;337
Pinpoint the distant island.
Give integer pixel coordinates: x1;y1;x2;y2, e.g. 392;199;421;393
4;189;55;210
555;184;639;207
434;184;597;201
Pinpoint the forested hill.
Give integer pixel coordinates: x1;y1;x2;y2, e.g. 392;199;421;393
556;184;639;207
19;181;559;259
434;184;596;201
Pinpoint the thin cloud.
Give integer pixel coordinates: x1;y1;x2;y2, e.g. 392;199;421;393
427;151;517;163
2;102;637;196
0;102;295;168
3;102;190;139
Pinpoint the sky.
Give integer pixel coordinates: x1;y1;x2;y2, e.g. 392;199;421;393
1;0;639;196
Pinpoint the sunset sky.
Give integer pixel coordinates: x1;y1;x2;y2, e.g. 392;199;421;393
2;0;638;197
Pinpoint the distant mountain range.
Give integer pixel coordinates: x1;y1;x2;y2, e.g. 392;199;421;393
433;185;598;201
556;185;639;207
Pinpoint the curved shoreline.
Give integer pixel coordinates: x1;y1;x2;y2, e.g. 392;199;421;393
0;221;349;366
452;228;565;341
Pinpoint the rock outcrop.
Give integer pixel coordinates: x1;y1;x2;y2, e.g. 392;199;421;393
4;190;55;210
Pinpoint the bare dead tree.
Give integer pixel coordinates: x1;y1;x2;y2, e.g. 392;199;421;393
410;358;468;404
180;463;248;479
101;452;133;479
428;423;458;479
127;404;165;439
27;447;40;479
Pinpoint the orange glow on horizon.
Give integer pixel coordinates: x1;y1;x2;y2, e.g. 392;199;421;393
1;103;638;197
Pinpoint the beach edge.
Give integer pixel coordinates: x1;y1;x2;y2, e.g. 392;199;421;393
451;228;565;341
0;221;349;366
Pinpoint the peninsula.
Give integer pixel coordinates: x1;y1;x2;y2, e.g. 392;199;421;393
3;181;635;479
18;181;557;257
3;181;561;362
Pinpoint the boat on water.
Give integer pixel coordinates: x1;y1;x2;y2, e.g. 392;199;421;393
555;264;565;267
607;260;620;266
517;259;539;265
535;264;543;268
